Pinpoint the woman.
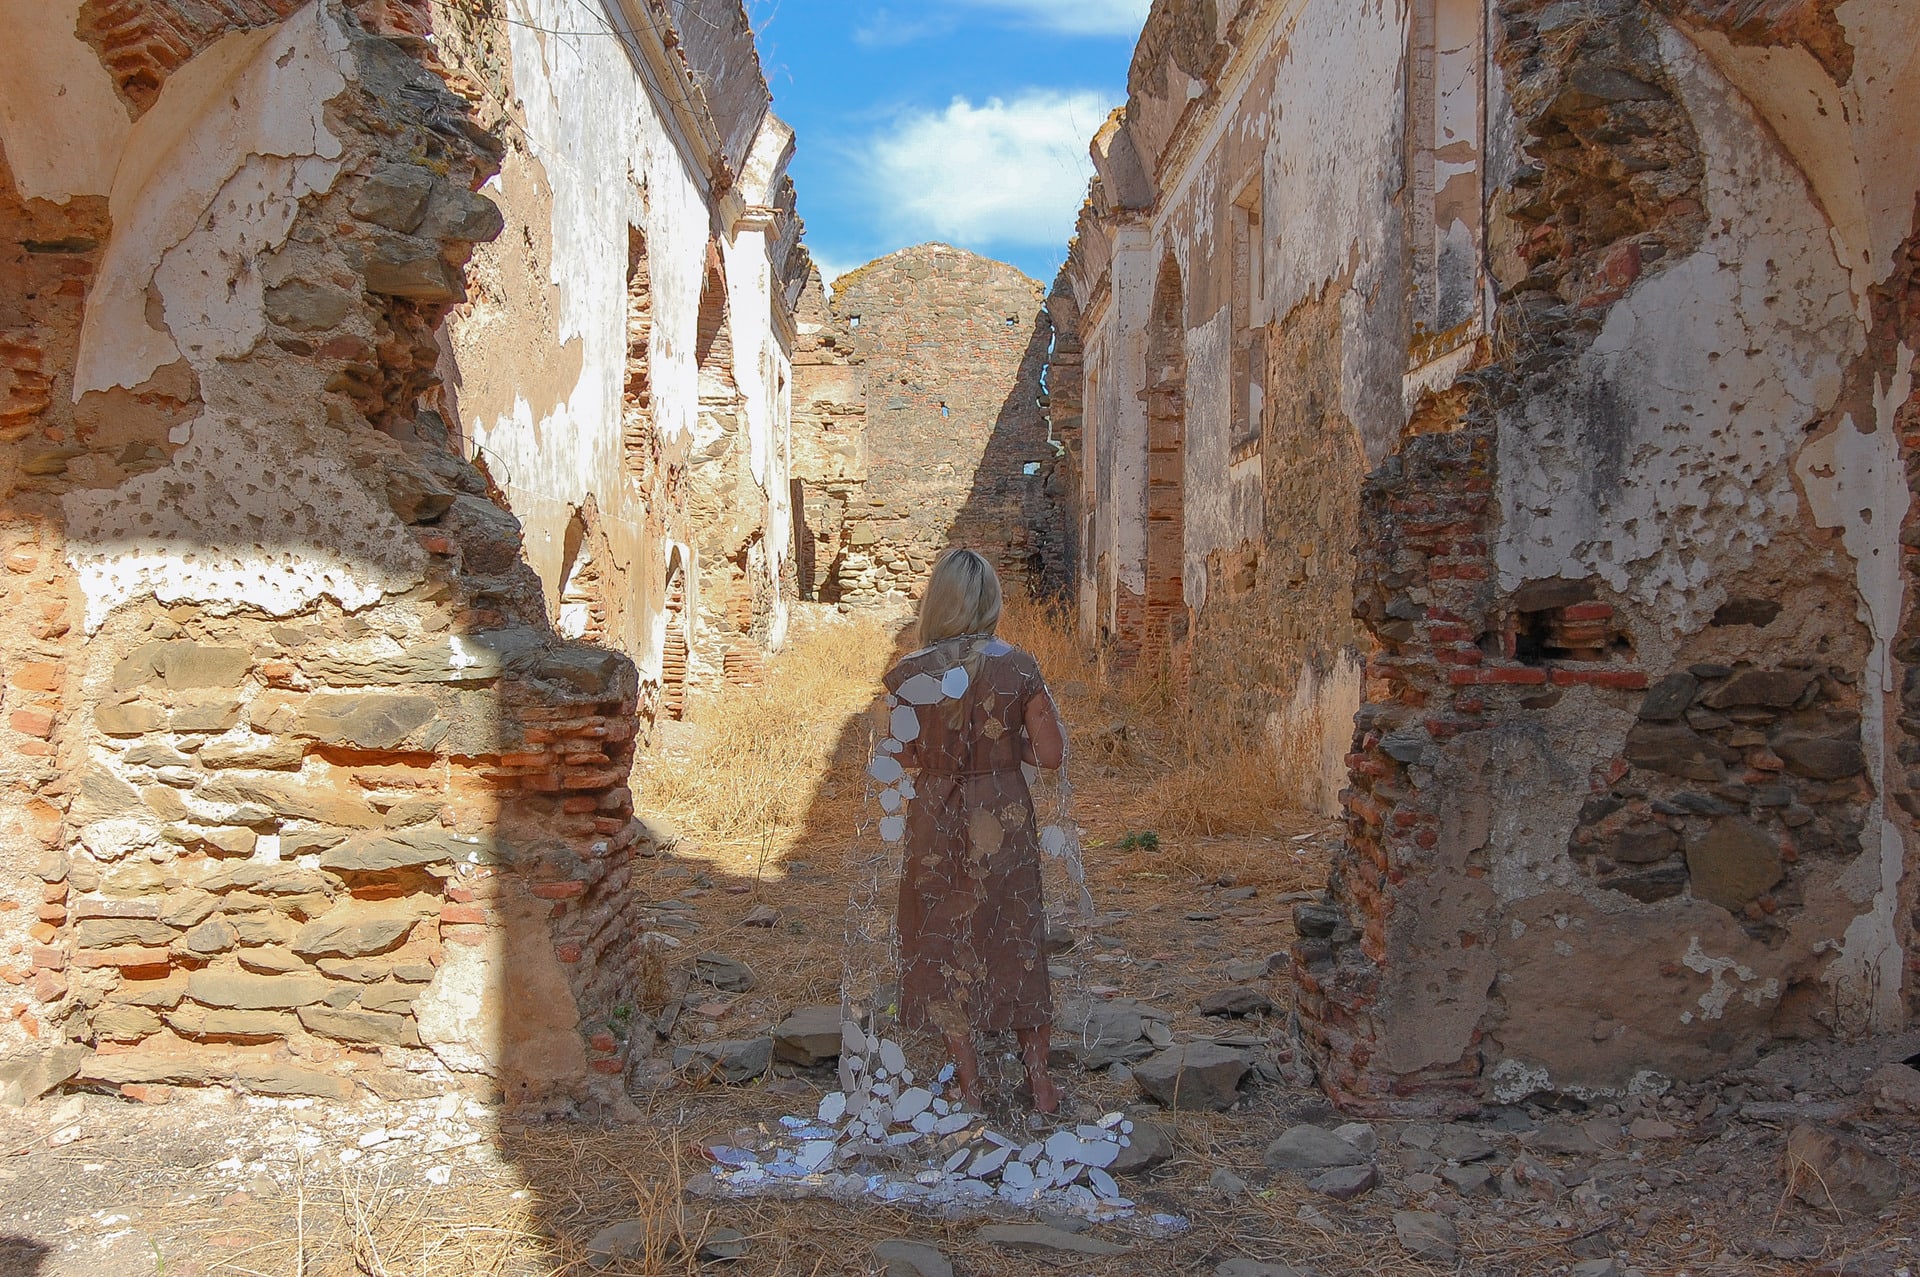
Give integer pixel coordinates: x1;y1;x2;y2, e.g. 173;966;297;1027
879;548;1066;1114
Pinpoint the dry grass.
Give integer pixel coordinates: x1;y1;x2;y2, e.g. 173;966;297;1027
639;609;901;852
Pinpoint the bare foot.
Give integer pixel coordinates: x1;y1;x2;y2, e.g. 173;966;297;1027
1027;1068;1062;1115
944;1030;984;1110
1016;1024;1061;1114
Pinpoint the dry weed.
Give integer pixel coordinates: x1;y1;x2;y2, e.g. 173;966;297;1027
639;610;899;850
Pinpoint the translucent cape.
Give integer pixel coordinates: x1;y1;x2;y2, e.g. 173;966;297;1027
842;633;1093;1041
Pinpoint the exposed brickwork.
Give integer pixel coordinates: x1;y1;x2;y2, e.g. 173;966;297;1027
1294;424;1500;1117
78;0;313;115
2;1;646;1103
822;245;1062;604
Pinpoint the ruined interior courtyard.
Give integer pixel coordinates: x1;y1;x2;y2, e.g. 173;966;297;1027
0;0;1917;1275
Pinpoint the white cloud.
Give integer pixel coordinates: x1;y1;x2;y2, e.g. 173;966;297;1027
863;91;1115;249
949;0;1150;37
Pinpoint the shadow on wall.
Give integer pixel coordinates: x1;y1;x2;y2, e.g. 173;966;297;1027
950;309;1076;603
0;0;648;1189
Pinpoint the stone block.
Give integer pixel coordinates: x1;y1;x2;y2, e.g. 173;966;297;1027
0;1043;89;1106
1132;1043;1249;1110
77;1050;223;1087
673;1037;773;1084
1624;724;1736;781
74;918;176;949
1773;736;1865;780
95;698;163;736
301;629;545;686
296;692;440;750
357;980;422;1014
157;890;217;928
1264;1124;1371;1171
198;736;305;769
172;695;244;732
264;281;353;331
78;817;161;861
238;946;309;975
420;184;505;242
1637;673;1698;722
322;827;504;872
291;904;417;958
352;164;436;229
230;912;299;947
167;1005;299;1037
113;642;252;692
94;1004;164;1039
773;1005;844;1066
185;970;331;1010
386;468;457;525
217;863;335;896
108;974;188;1008
1786;1124;1901;1215
199;776;380;828
1685;818;1783;911
178;918;240;956
238;1065;356;1100
363;238;463;303
297;1005;421;1047
1704;669;1815;709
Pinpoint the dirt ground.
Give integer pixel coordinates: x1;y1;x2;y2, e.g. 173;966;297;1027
0;603;1915;1277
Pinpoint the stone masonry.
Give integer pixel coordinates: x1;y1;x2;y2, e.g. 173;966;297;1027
801;244;1067;605
1060;0;1920;1114
0;0;811;1108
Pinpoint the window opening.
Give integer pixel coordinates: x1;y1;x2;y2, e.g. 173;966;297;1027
1230;178;1265;449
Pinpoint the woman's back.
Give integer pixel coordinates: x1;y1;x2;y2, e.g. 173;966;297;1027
885;637;1043;778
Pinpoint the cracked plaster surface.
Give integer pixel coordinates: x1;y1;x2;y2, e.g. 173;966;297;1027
48;4;424;630
1495;25;1861;634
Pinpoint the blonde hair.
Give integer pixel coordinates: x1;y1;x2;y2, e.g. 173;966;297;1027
918;548;1003;648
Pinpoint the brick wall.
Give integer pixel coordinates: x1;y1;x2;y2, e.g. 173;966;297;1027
821;244;1064;604
1;1;648;1106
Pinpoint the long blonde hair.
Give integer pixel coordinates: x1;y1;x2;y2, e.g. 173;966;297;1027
918;548;1003;648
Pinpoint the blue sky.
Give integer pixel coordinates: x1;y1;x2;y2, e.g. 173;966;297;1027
745;0;1148;287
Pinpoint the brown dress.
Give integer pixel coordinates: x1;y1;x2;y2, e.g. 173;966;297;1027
882;635;1052;1035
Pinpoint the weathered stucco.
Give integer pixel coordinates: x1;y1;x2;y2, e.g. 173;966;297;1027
444;0;805;701
1063;0;1920;1113
0;0;815;1104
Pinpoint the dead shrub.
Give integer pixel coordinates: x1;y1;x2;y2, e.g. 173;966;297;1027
638;610;898;847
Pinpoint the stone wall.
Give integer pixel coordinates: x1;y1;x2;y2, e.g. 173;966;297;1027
810;244;1064;604
0;0;659;1107
791;265;868;601
1063;0;1920;1114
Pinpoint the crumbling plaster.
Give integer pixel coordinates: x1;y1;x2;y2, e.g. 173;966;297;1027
10;2;423;632
450;0;795;679
1495;29;1860;635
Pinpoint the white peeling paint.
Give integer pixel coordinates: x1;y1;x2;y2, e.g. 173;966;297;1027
1496;28;1861;633
0;0;133;201
64;419;426;631
51;5;415;628
1800;344;1916;1027
76;3;348;394
1679;936;1780;1024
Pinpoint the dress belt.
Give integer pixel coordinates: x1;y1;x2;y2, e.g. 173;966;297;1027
916;765;1024;778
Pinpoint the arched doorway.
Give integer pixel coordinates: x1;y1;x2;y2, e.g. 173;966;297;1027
1143;253;1188;680
661;560;690;721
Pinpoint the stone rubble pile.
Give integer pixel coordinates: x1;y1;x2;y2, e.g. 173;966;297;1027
697;1022;1187;1232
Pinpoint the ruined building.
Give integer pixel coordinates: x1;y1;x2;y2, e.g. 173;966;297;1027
0;0;809;1105
1060;0;1920;1113
794;244;1069;605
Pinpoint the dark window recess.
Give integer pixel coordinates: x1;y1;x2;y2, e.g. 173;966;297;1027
1510;603;1631;666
